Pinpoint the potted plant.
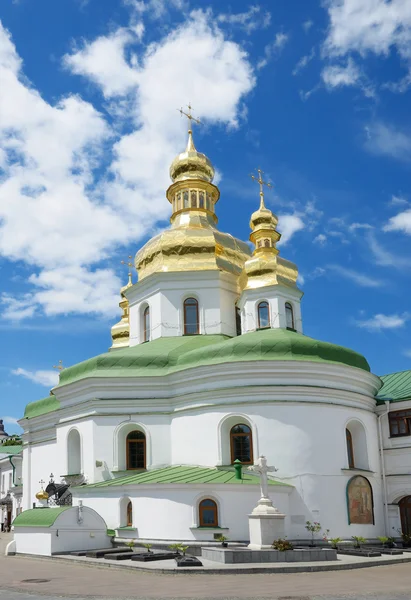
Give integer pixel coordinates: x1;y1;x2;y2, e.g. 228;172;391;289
351;536;367;549
179;545;189;556
305;521;322;547
215;534;228;548
168;543;181;555
272;538;293;551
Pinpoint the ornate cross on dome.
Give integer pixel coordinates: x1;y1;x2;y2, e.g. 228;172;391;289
121;255;133;286
248;455;278;501
39;479;45;488
52;360;64;372
250;168;273;208
178;103;201;134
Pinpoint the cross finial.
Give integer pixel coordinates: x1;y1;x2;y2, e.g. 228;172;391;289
178;102;201;134
39;479;45;488
121;255;133;286
53;360;64;372
250;168;273;208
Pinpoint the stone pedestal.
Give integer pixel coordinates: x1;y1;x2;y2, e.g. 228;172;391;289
248;498;286;550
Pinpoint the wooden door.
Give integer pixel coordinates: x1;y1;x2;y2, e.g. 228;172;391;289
399;496;411;536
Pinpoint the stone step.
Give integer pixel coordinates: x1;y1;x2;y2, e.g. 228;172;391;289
86;547;130;558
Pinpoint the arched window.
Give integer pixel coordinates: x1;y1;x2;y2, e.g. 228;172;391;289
127;501;133;527
126;431;146;470
264;239;270;247
184;297;199;335
347;476;374;524
143;306;150;342
235;306;242;336
67;429;81;475
230;424;253;464
257;301;270;329
346;428;354;468
399;496;411;536
285;302;295;330
199;498;218;527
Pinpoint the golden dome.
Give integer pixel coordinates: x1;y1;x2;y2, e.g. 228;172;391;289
35;489;49;501
135;129;250;281
110;274;133;350
169;131;214;183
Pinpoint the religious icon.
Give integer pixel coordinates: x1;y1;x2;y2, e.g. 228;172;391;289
347;476;374;524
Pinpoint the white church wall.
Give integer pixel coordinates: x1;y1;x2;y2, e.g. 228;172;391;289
127;271;239;344
57;420;94;481
238;284;303;334
22;440;60;510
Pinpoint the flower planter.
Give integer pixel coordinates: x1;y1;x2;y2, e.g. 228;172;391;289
131;552;179;562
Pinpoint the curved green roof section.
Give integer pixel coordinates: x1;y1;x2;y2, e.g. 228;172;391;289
377;370;411;403
58;328;369;386
24;395;60;419
13;507;71;527
25;329;369;419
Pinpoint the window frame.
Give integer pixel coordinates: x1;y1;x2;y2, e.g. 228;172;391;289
285;302;295;331
126;501;133;527
389;409;411;437
346;428;355;468
199;498;218;527
126;430;146;470
183;297;199;335
230;423;253;465
257;301;270;329
143;306;150;342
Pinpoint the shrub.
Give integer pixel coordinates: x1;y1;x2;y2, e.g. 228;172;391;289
305;521;323;546
141;543;152;553
329;537;342;549
272;538;293;551
377;536;388;547
351;536;367;548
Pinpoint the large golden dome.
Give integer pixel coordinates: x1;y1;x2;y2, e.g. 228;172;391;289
135;130;251;281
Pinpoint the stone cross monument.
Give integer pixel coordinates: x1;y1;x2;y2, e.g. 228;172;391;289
247;455;286;549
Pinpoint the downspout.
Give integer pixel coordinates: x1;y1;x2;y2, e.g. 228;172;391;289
8;456;16;487
378;400;390;536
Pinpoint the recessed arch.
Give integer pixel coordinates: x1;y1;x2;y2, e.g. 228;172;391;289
113;422;150;472
345;419;369;470
67;428;82;475
199;498;218;527
119;496;133;528
257;300;270;329
126;430;146;470
218;414;257;466
347;475;374;524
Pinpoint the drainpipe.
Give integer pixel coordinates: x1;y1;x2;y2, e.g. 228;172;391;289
8;456;16;487
378;400;390;536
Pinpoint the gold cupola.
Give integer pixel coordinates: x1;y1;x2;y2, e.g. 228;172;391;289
135;105;251;281
242;170;299;290
110;266;133;350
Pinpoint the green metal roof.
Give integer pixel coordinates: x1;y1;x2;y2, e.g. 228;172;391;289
0;445;22;456
25;329;370;419
24;395;60;419
377;370;411;403
79;465;292;489
12;507;71;528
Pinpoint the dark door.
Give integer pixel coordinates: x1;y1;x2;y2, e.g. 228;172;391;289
399;496;411;535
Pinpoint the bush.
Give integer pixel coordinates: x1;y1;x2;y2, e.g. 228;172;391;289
351;536;367;548
272;538;293;551
329;537;342;549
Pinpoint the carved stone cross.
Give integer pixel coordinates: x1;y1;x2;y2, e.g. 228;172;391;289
248;455;278;501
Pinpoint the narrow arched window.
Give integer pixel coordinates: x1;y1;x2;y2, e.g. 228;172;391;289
127;501;133;527
346;428;355;468
235;306;242;336
143;306;150;342
184;297;199;335
264;239;270;247
199;499;218;527
126;431;146;470
230;424;253;464
285;302;294;330
67;429;81;475
257;301;270;329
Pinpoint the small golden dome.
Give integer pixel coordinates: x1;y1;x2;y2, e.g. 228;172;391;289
110;273;133;350
35;489;49;501
250;199;279;230
169;131;215;183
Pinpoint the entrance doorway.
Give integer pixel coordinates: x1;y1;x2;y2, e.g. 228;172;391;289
399;496;411;536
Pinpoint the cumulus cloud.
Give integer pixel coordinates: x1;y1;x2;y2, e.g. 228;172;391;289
313;233;327;245
321;58;361;89
0;13;255;320
277;214;305;245
355;313;409;332
11;367;59;387
384;209;411;235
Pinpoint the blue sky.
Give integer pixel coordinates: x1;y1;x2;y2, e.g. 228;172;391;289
1;0;411;434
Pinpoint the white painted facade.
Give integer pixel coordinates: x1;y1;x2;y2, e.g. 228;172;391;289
0;451;22;530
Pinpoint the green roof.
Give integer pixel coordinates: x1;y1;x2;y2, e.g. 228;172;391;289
0;445;22;456
80;465;292;489
12;507;71;528
25;329;370;419
24;395;60;419
377;370;411;403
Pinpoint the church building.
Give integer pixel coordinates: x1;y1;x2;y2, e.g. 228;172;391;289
11;117;411;544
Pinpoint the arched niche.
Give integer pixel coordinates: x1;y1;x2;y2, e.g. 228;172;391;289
218;414;257;466
113;422;150;471
345;420;369;470
347;475;374;525
67;429;82;475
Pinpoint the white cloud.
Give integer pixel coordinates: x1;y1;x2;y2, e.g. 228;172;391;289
297;273;305;286
355;313;409;332
303;20;313;33
328;264;382;287
324;0;411;90
11;368;59;387
313;233;327;245
257;33;289;70
390;195;408;206
384;209;411;235
124;0;189;20
349;222;373;231
64;28;141;98
293;48;315;76
2;416;19;426
0;13;255;320
277;214;305;245
217;6;271;34
321;58;361;89
364;122;411;161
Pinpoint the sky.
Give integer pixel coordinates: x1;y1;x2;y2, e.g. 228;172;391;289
0;0;411;434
